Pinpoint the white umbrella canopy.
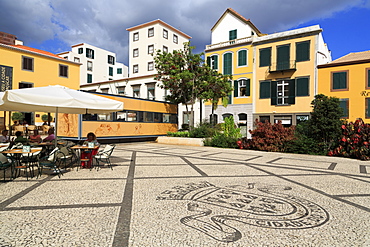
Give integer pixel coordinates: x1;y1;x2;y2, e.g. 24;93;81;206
0;85;123;114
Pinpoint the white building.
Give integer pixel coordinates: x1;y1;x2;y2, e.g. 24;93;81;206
58;43;128;91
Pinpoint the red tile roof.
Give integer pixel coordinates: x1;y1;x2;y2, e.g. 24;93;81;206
8;45;65;60
318;50;370;68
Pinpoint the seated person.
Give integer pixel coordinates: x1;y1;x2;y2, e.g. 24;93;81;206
13;131;28;144
43;128;55;142
0;129;10;143
81;132;99;168
29;129;42;143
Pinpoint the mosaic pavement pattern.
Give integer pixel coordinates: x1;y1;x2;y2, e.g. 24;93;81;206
0;143;369;246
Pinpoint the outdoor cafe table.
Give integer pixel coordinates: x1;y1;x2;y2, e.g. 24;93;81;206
70;145;99;169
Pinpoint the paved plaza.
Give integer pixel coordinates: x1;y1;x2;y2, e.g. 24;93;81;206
0;142;369;246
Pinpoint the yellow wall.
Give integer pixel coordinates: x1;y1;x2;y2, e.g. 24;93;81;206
205;44;253;105
0;46;80;125
318;62;370;123
254;35;317;114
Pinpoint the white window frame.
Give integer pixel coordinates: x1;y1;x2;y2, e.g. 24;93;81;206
277;80;290;105
148;45;154;54
133;48;139;57
133;64;138;74
173;34;178;44
148;61;154;71
163;29;168;39
133;32;139;41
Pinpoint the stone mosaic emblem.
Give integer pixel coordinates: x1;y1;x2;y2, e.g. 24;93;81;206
157;182;329;243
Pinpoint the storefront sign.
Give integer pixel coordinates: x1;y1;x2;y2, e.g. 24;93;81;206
0;65;13;91
361;91;370;97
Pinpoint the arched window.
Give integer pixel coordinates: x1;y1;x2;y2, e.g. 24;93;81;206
222;113;233;120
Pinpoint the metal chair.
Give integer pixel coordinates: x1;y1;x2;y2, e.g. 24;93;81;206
38;147;64;178
0;153;14;182
94;144;116;170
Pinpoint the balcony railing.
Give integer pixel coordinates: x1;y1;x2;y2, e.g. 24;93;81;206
206;37;253;50
269;60;296;72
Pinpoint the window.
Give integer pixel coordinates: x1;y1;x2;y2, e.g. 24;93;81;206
238;50;247;66
64;56;68;59
274;115;292;127
148;27;154;37
367;68;370;88
173;34;178;44
163;113;177;123
117;68;122;74
277;44;290;70
87;74;92;83
260;116;270;123
223;53;232;75
234;79;250;97
332;71;348;90
148;62;154;71
133;86;140;98
238;113;247;121
296;77;309;96
339;99;349;118
222;113;233;120
260;81;270;99
148;45;154;54
116;111;126;121
296;115;309;125
229;29;237;40
127;111;137;121
144;112;154;122
259;48;271;67
109;67;113;76
163;46;168;53
133;48;139;57
108;55;115;65
74;57;80;63
366;98;370;118
59;65;68;78
147;83;155;100
19;82;33;89
133;32;139;41
296;41;310;62
101;88;109;94
206;55;218;70
87;61;93;71
271;79;295;105
209;114;218;124
117;86;125;95
163;29;168;39
22;56;33;71
78;48;83;54
86;48;94;59
133;65;138;73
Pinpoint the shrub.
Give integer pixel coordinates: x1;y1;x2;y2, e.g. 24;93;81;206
166;131;189;137
205;116;241;148
330;119;370;160
189;122;219;138
240;119;295;152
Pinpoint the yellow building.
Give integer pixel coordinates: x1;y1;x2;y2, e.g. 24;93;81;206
0;42;80;126
205;8;264;136
318;50;370;123
253;25;331;126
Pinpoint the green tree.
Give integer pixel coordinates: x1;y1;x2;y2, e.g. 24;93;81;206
11;112;24;122
154;42;232;128
304;94;344;151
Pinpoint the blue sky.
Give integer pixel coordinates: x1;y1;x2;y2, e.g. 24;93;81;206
0;0;369;64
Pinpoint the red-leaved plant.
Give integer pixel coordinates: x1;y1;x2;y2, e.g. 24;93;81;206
330;118;370;160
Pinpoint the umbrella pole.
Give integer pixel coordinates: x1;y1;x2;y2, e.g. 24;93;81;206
54;107;58;147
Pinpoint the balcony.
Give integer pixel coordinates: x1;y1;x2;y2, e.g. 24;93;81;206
269;60;296;72
206;37;253;50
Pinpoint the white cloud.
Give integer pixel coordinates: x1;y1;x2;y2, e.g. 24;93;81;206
0;0;367;64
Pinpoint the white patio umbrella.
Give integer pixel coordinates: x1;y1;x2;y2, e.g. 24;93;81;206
0;85;124;144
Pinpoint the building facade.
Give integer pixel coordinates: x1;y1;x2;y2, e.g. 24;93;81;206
205;8;264;136
58;43;128;89
318;50;370;123
0;41;80;125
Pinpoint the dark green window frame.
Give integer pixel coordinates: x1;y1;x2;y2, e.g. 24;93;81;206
259;47;271;67
117;68;122;74
277;44;290;70
87;74;92;83
366;98;370;119
339;99;349;118
367;68;370;88
296;41;310;62
109;67;113;76
332;71;348;90
296;77;309;96
229;29;237;40
223;53;232;75
238;50;247;66
260;81;270;99
206;55;218;70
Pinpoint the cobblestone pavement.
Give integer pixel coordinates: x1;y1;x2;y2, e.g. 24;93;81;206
1;142;369;247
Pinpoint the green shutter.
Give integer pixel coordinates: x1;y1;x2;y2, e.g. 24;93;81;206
214;56;218;69
339;100;349;118
296;41;310;62
366;98;370;118
238;50;247;66
229;30;237;40
228;81;232;104
367;69;370;88
288;79;295;104
277;45;290;70
246;79;250;97
234;80;238;97
223;53;232;75
271;81;277;105
87;74;92;83
207;56;211;66
260;81;270;99
333;72;347;89
296;77;309;96
259;48;271;67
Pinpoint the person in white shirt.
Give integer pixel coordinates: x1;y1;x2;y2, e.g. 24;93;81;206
0;129;10;143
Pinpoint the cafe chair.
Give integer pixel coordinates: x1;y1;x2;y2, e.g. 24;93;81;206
14;125;25;135
21;148;42;178
0;153;14;182
94;144;116;170
59;146;74;169
42;125;50;135
0;143;10;152
38;147;64;178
